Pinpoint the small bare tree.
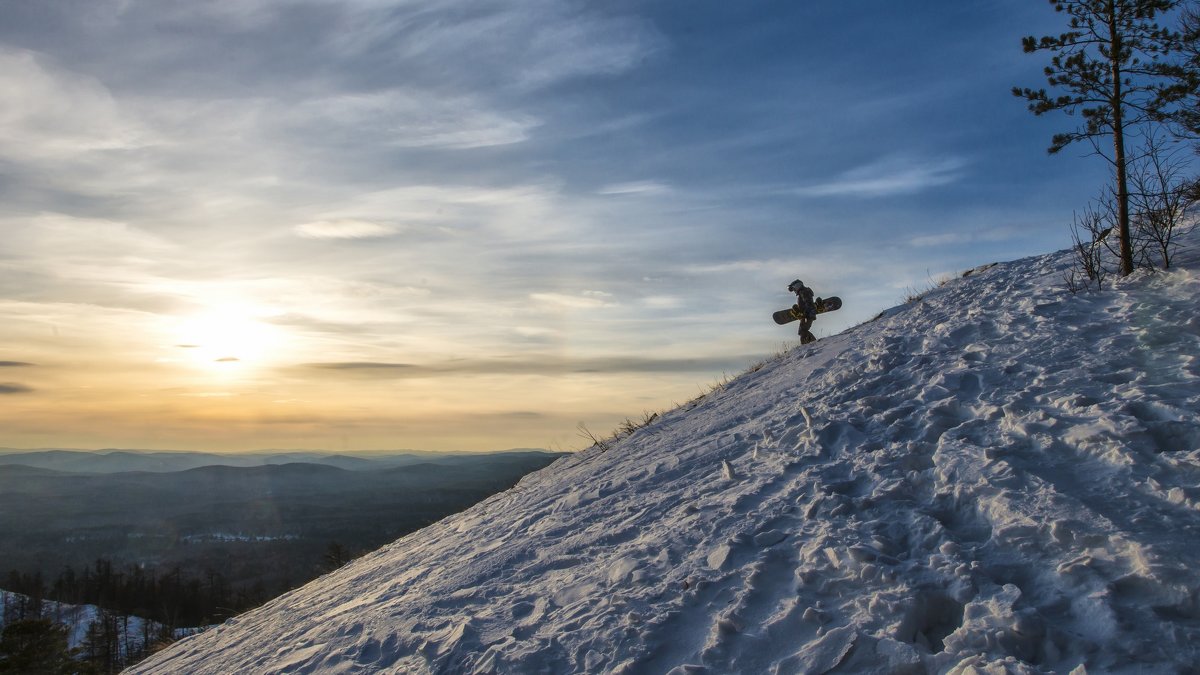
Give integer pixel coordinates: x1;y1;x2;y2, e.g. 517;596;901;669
576;422;610;452
1128;128;1198;269
1066;198;1114;293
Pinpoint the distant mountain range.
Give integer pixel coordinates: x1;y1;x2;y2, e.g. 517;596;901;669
0;447;555;474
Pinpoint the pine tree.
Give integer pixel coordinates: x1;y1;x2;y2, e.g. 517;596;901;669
0;619;76;675
1014;0;1182;276
321;541;352;572
81;609;123;674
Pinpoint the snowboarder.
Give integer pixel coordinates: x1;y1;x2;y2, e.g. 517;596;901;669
788;279;819;344
772;280;841;345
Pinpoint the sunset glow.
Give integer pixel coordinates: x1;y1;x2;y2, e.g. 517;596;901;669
171;309;285;372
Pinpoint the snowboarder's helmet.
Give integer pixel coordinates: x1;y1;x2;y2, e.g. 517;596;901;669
787;279;805;293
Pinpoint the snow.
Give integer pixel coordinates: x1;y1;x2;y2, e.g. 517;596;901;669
130;237;1200;674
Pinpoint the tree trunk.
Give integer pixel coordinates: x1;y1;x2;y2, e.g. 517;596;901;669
1110;0;1135;276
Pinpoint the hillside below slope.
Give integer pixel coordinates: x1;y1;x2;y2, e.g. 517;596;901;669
132;239;1200;674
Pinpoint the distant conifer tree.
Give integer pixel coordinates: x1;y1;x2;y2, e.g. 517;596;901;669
321;542;352;572
1014;0;1183;276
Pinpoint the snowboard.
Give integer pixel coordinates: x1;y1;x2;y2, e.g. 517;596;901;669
773;296;842;325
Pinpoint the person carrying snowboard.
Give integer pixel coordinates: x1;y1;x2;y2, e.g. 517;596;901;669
788;279;819;345
772;281;841;342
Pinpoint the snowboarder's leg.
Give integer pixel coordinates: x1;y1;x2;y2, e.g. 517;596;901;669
798;317;816;344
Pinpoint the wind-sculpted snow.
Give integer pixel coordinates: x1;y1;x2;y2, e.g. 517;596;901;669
132;240;1200;674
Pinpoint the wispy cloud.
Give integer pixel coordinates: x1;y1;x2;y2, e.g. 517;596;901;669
793;156;967;198
0;48;152;162
294;219;399;240
597;181;671;196
530;291;616;310
0;383;33;394
324;0;665;92
286;91;538;149
641;296;683;309
300;354;762;377
308;362;415;371
909;226;1022;247
682;257;862;285
0;361;34;367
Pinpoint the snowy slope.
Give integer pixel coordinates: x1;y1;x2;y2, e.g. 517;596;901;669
131;240;1200;675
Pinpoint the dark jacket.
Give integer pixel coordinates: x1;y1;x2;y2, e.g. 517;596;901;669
793;284;816;321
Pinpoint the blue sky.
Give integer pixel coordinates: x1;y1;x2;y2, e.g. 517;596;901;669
0;1;1115;451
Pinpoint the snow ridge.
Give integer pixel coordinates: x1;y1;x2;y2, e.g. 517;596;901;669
132;241;1200;674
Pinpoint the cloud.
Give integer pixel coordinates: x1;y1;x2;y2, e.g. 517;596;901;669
909;233;972;247
793;156;967;198
0;361;34;367
682;257;862;284
641;296;683;309
512;326;559;339
530;291;615;309
513;10;666;89
0;48;153;162
264;313;376;335
286;91;539;149
295;183;564;243
294;219;399;240
324;0;665;92
597;181;671;196
214;357;240;362
0;383;33;394
7;213;175;260
299;354;762;378
494;411;545;419
909;226;1022;248
308;362;416;371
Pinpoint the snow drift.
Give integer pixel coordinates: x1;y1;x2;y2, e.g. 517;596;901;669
131;239;1200;674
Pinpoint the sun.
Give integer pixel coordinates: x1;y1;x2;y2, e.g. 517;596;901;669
172;308;283;372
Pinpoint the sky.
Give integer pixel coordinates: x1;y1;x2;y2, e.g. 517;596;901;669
0;0;1117;452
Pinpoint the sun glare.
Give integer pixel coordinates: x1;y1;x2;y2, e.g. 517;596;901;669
173;308;283;372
